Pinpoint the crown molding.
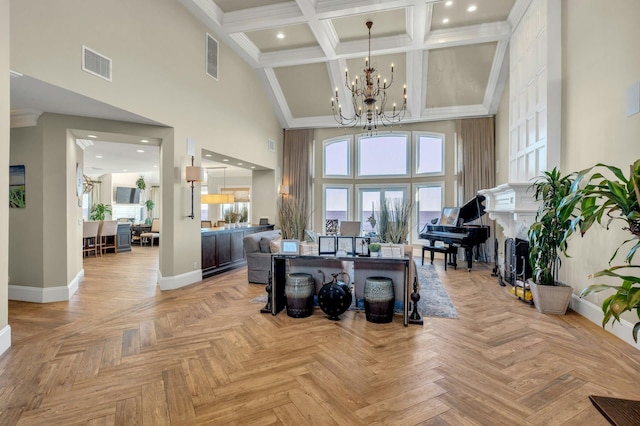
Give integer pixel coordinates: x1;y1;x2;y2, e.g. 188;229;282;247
10;109;42;128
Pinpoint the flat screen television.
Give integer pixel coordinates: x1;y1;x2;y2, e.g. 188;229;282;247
115;186;141;204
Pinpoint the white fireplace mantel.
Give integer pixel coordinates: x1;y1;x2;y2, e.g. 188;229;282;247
478;183;540;240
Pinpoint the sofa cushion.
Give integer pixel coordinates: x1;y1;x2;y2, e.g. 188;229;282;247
259;236;272;253
270;237;281;254
244;235;261;254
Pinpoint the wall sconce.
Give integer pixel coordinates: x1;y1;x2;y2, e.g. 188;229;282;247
201;167;235;205
278;184;289;196
185;156;205;219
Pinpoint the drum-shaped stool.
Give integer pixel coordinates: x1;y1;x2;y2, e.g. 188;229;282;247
363;276;395;323
285;273;315;318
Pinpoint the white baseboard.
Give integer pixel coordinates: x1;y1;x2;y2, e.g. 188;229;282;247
570;294;640;351
0;325;11;357
8;269;82;303
158;269;202;291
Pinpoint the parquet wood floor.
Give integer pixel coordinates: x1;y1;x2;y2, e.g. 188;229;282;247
2;246;639;425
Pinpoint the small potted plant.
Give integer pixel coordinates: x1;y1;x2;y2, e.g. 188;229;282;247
527;168;576;314
89;203;112;221
369;242;381;257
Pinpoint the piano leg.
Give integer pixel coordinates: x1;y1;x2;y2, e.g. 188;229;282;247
465;246;473;272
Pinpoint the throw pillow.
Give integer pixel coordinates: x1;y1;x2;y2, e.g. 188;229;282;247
304;229;318;243
269;237;281;254
259;237;272;253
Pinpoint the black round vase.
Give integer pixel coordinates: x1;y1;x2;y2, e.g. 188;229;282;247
317;280;352;321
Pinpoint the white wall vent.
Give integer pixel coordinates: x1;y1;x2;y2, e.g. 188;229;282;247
206;33;218;80
268;139;275;152
82;46;112;81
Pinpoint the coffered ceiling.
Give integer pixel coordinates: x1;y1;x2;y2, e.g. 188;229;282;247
181;0;528;129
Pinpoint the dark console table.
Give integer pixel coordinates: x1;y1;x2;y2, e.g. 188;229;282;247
270;254;412;326
201;224;274;278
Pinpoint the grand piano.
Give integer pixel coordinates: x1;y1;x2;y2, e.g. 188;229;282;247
419;195;490;271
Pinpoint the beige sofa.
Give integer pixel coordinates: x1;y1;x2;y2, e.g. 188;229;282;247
243;229;281;284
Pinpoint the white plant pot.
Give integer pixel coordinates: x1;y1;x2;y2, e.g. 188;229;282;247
528;279;573;315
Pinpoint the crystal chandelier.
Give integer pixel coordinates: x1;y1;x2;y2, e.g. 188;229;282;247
331;21;407;133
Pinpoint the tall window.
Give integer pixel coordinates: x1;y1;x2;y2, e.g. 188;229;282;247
414;132;444;176
415;183;444;237
324;185;351;224
357;185;410;235
357;133;409;177
323;137;352;177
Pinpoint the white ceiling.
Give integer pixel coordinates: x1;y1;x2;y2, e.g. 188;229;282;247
181;0;526;129
9;0;527;176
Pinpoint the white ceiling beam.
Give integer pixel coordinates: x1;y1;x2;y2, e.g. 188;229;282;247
296;0;339;59
222;3;305;34
406;50;423;120
262;68;294;129
315;0;441;19
259;46;328;68
425;21;511;50
486;43;510;115
483;40;510;114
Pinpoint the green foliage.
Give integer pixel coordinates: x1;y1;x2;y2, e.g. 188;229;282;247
224;207;240;224
277;197;309;240
136;176;146;191
559;160;640;341
378;198;413;244
9;187;25;208
528;168;576;285
145;199;155;218
240;206;249;223
559;160;640;264
580;265;640;342
368;242;381;252
89;203;112;221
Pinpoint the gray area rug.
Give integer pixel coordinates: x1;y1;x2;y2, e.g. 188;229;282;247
251;262;458;319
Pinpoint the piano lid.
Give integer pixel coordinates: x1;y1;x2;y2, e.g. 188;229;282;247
458;195;487;223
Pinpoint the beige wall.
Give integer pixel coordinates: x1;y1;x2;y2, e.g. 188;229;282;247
559;0;640;310
9;0;283;288
1;0;10;349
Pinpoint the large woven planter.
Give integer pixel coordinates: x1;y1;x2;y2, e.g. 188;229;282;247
528;279;573;315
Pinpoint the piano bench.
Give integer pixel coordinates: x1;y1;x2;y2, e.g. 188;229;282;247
422;244;458;271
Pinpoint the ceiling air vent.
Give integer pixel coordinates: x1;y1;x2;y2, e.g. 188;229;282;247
82;46;112;81
206;33;218;80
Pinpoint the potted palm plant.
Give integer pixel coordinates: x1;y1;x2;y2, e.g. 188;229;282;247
527;168;576;314
560;160;640;340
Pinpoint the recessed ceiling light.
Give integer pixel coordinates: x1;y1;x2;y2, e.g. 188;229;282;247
445;0;453;6
250;166;255;169
153;165;158;168
467;5;477;12
222;159;229;162
136;149;144;153
276;32;285;39
205;154;212;157
95;155;103;159
140;139;149;143
237;162;243;166
88;134;97;138
442;18;450;24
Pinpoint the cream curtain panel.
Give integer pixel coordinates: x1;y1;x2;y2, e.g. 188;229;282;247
456;117;495;206
282;129;314;216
